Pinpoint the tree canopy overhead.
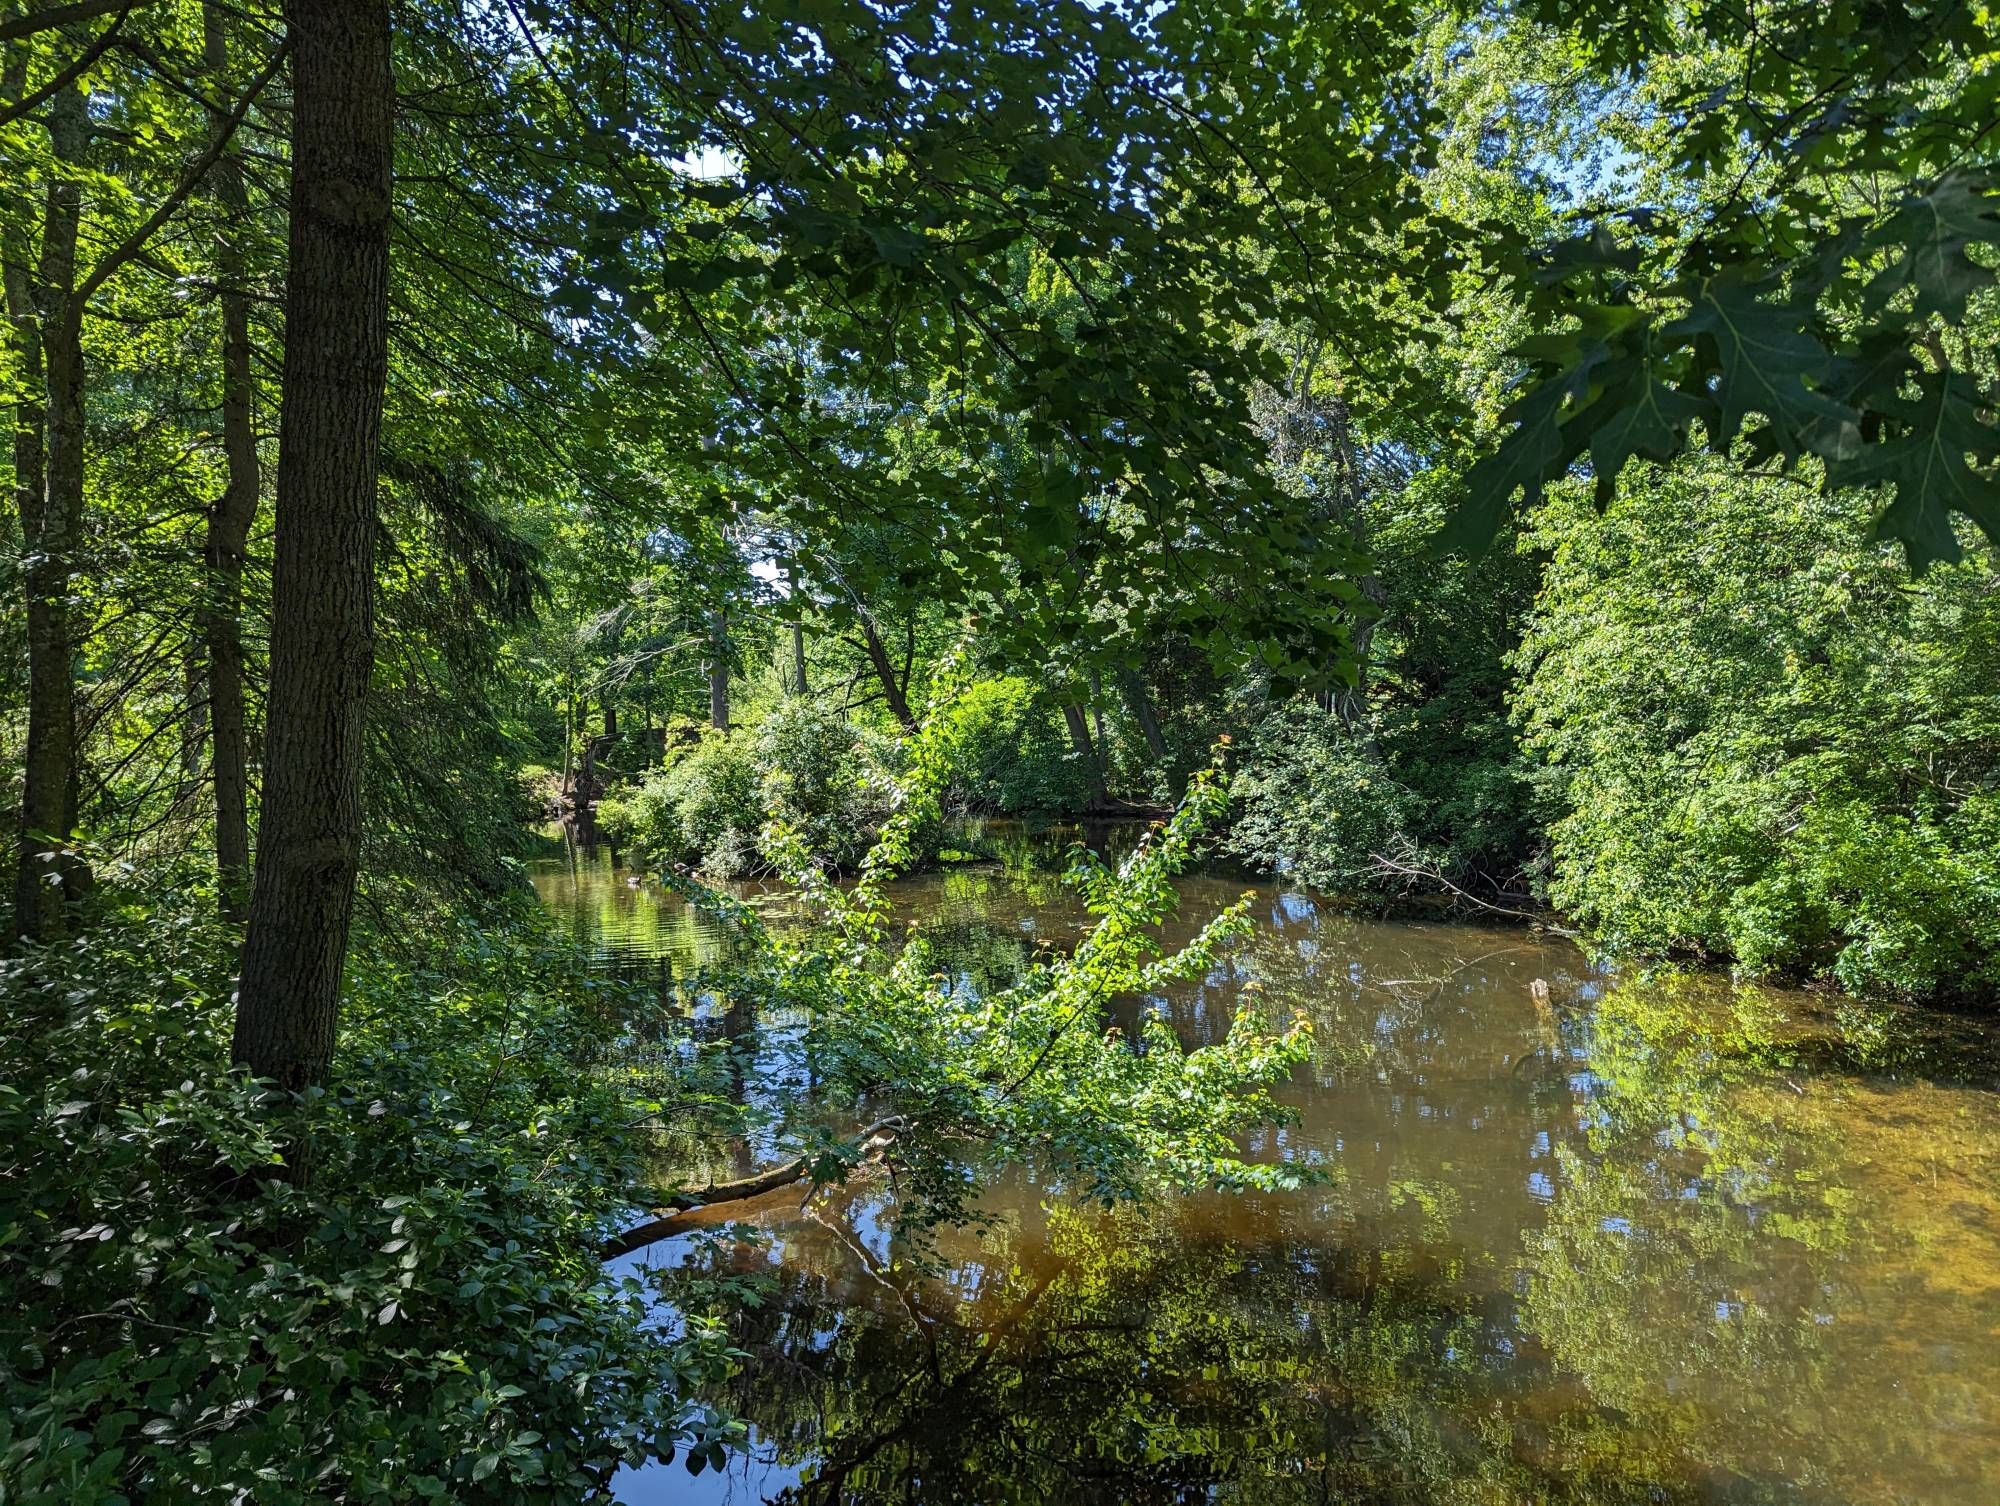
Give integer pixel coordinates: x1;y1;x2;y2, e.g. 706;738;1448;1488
1450;0;2000;567
5;1;2000;1499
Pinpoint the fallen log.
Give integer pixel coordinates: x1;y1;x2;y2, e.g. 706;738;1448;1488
601;1116;905;1260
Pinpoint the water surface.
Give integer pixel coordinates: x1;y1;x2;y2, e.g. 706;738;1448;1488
529;827;2000;1505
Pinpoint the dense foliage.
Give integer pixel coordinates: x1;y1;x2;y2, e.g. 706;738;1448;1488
3;0;1999;1499
934;677;1098;818
1516;462;2000;997
0;894;744;1502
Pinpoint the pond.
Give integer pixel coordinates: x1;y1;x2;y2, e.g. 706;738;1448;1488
528;824;2000;1505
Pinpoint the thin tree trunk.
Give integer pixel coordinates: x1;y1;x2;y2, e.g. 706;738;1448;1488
784;558;808;695
1088;670;1108;751
201;0;259;917
1061;702;1107;809
11;73;89;942
232;0;393;1092
1322;393;1386;736
859;613;916;731
557;684;575;807
707;608;730;731
180;644;207;783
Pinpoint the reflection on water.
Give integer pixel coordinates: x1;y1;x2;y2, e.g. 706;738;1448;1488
529;825;2000;1505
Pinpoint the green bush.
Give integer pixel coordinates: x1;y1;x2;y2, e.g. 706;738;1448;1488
1225;701;1424;891
1515;460;2000;999
937;677;1094;815
754;699;874;866
613;730;762;875
1221;458;1538;899
0;892;741;1504
605;702;894;876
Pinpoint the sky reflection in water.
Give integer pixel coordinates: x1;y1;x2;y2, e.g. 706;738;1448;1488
531;824;2000;1506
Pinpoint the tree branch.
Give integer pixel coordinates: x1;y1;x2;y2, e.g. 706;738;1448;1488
0;2;129;130
0;0;151;43
61;33;289;340
601;1115;905;1260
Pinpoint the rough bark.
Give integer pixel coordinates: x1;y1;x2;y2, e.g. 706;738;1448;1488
201;0;259;917
1;68;45;862
231;0;393;1091
11;74;89;943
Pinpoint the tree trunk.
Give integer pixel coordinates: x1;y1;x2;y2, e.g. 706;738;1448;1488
603;699;617;738
1061;702;1107;809
1121;670;1168;761
2;58;45;876
1322;393;1387;735
784;559;808;695
859;613;916;731
201;0;260;918
707;608;730;731
232;0;393;1092
11;74;89;943
180;644;207;784
557;685;575;806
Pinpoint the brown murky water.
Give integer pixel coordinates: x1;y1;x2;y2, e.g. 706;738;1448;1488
529;824;2000;1506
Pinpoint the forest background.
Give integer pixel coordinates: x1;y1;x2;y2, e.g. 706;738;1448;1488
2;0;1997;1499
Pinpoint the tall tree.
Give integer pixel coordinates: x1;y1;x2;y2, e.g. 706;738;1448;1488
706;607;729;731
10;66;88;942
200;0;260;917
230;0;393;1090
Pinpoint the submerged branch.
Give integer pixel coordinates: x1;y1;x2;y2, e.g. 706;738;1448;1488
601;1115;905;1260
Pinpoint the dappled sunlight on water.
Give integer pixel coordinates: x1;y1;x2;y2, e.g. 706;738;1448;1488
533;824;2000;1505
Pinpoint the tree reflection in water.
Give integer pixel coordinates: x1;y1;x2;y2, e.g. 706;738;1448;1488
548;835;2000;1506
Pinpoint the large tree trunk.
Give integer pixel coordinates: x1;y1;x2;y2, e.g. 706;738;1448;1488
11;74;89;943
231;0;393;1091
2;58;45;856
201;0;260;918
1061;702;1107;809
859;612;916;731
1121;670;1168;761
707;608;730;731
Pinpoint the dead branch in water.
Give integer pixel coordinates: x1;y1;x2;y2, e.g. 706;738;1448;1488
601;1116;906;1260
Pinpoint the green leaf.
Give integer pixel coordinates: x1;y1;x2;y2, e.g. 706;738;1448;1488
1827;365;2000;571
1663;277;1856;458
1863;172;2000;320
1575;366;1710;506
1442;378;1575;557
